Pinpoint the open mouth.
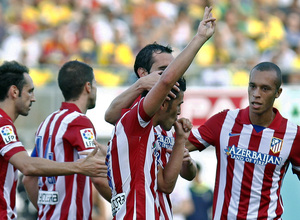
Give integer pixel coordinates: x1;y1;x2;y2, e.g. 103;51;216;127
251;102;262;109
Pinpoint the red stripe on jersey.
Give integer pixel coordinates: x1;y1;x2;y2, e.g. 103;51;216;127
0;159;8;218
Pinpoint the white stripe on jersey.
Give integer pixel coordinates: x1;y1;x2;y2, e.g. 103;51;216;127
214;109;239;220
4;165;17;219
247;127;274;219
191;129;210;148
0;141;23;156
227;124;253;220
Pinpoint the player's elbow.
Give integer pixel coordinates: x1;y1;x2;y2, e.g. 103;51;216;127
104;110;117;125
158;186;174;194
157;182;175;194
160;74;175;89
19;165;38;176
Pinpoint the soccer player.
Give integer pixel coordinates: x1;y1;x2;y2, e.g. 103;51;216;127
186;62;300;219
105;42;196;219
106;6;216;219
22;60;111;219
0;60;107;219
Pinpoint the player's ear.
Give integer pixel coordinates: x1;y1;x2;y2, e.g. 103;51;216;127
161;99;169;111
137;68;148;77
9;85;20;99
85;81;92;93
275;87;282;98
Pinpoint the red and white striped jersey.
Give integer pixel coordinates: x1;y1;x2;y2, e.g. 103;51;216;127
188;107;300;220
154;126;174;220
31;102;96;220
117;95;174;219
106;98;160;219
0;108;26;220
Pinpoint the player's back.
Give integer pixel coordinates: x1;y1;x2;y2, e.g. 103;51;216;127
32;103;95;220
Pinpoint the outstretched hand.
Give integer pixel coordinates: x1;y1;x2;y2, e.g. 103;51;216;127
197;6;216;40
77;141;108;177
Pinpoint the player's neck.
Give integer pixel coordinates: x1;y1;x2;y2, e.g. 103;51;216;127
250;109;275;128
0;100;18;122
66;100;88;114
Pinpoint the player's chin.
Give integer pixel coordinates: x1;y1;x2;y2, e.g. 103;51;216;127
20;111;29;116
162;122;173;131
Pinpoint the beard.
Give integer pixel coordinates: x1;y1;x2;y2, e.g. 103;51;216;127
87;98;96;110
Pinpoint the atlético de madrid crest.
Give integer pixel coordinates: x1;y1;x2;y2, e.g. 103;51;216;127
270;137;283;154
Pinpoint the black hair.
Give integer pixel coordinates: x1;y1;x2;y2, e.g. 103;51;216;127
58;60;94;101
141;77;186;101
0;61;29;101
250;62;282;90
134;42;173;78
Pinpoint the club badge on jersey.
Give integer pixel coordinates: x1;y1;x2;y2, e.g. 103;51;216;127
270;137;283;154
0;125;17;144
80;128;95;148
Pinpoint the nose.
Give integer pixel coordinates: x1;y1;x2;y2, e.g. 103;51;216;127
31;93;36;102
177;107;181;115
252;88;261;97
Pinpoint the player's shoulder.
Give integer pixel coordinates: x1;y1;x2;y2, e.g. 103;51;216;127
211;108;231;118
72;113;93;126
0;116;14;128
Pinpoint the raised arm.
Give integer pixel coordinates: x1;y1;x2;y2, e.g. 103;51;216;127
143;6;216;117
104;72;161;125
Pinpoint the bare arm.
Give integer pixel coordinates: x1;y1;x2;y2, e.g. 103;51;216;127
143;6;216;117
104;72;160;125
22;176;39;209
9;146;107;177
167;118;197;181
91;177;112;203
157;120;189;194
90;140;112;203
180;148;197;181
186;140;198;152
177;118;197;180
105;72;179;125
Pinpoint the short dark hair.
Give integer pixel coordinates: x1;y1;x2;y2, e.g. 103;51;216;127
134;42;173;78
0;61;29;101
250;62;282;90
58;60;94;101
171;77;186;98
141;77;186;100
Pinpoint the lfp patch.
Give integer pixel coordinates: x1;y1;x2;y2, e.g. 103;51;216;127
0;125;17;144
80;128;95;148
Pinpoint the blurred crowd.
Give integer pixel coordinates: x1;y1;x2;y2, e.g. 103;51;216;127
1;0;300;87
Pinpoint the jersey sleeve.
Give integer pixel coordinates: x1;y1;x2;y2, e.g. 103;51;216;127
62;115;97;153
188;110;228;151
0;122;26;161
119;97;153;137
289;126;300;178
